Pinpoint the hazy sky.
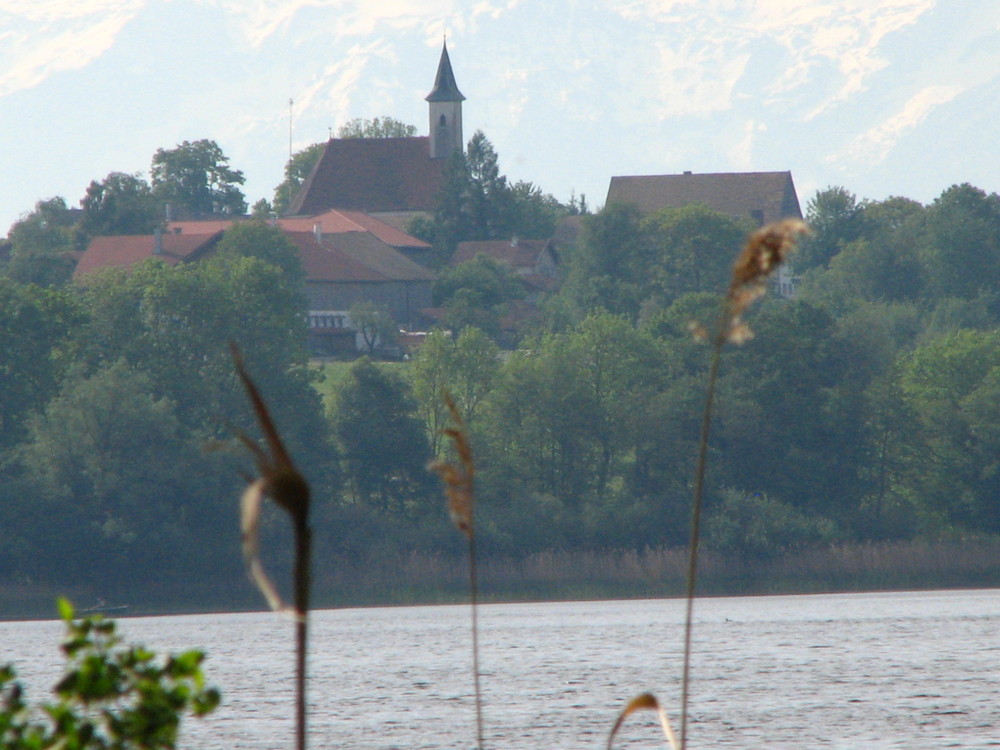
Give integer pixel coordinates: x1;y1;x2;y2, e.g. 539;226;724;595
3;0;1000;234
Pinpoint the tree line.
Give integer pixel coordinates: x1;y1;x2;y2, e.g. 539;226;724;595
2;120;1000;601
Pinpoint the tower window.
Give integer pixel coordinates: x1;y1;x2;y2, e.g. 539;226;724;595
439;114;447;126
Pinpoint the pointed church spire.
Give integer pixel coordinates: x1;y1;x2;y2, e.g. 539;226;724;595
425;41;466;103
426;41;465;159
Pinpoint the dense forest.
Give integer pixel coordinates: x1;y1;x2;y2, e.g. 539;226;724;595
2;133;1000;611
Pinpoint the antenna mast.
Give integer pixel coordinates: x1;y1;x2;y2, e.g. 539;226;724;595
288;98;294;163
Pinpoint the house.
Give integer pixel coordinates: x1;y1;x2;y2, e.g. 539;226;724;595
275;209;432;265
285;229;434;324
452;237;560;299
606;170;804;296
605;170;802;226
74;220;435;355
72;230;222;278
168;207;433;264
285;42;465;231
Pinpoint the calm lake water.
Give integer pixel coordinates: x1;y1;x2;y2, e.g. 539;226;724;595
3;590;999;749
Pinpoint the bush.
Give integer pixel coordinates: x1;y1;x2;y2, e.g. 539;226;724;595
705;488;837;560
1;599;219;749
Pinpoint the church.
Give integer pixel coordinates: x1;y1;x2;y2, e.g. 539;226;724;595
285;42;466;231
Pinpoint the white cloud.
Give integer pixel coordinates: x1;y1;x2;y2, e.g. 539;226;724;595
0;0;138;22
607;0;934;120
729;119;764;170
829;84;962;166
755;0;934;118
292;38;393;125
0;2;142;97
203;0;453;48
650;40;749;118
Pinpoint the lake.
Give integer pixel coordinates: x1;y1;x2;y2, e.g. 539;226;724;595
3;589;999;748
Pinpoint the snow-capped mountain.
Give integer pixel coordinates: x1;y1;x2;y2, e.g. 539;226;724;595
3;0;999;232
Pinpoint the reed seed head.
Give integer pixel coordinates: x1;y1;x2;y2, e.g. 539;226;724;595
428;391;475;537
691;218;808;345
727;218;808;315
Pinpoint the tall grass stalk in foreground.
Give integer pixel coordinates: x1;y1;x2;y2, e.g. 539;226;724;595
429;391;484;750
680;219;806;749
232;345;312;750
608;219;806;750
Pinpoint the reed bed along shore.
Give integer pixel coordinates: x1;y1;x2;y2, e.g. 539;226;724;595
309;537;1000;606
4;537;998;620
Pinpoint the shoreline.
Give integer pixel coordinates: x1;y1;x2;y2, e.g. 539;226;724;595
4;537;1000;621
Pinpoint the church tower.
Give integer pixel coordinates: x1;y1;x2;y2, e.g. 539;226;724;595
425;41;465;159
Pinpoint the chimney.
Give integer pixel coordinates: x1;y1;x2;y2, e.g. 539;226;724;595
153;227;163;256
683;170;693;175
313;222;322;243
164;202;174;222
510;235;519;247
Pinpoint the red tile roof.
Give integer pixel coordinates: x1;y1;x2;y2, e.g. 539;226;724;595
285;231;387;282
74;232;222;279
164;219;236;234
75;223;432;286
280;209;430;249
167;209;430;251
283;231;435;283
286;137;447;215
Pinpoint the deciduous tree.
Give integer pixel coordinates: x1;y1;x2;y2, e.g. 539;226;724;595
337;116;418;139
795;186;865;272
80;172;159;237
0;279;80;447
348;300;397;354
272;142;326;215
4;197;79;286
151;139;246;216
331;358;432;512
434;253;525;338
920;183;1000;301
642;203;749;302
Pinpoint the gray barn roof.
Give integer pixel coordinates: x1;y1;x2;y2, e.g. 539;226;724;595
606;171;802;225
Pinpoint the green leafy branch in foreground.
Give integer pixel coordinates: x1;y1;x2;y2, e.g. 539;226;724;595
0;598;219;749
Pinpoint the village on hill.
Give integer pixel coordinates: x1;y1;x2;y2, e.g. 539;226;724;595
56;42;805;357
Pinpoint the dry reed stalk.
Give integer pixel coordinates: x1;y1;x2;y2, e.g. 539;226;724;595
231;344;312;750
607;692;679;750
428;390;484;750
679;219;807;749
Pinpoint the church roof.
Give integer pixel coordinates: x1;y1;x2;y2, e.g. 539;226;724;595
425;42;465;102
286;136;447;216
606;171;802;224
